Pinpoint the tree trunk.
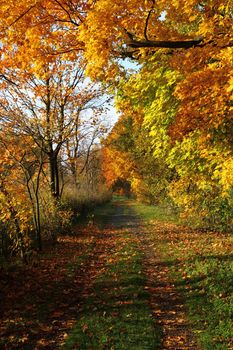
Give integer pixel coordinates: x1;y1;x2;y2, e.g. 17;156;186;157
48;152;60;199
0;186;27;262
54;155;60;198
49;153;56;197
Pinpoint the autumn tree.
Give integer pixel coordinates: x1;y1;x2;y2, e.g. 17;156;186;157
0;58;105;199
0;56;109;258
0;130;40;259
107;50;233;228
0;0;87;73
79;0;232;228
80;1;232;147
64;104;108;189
0;0;233;231
103;72;174;204
2;1;231;145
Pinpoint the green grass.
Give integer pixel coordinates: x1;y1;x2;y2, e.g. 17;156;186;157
174;251;233;350
63;229;161;349
129;200;179;224
112;194;130;202
133;200;233;350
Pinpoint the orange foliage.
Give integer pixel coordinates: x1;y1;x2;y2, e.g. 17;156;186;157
101;146;135;189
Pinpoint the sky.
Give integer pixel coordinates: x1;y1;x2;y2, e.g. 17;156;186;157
105;58;140;129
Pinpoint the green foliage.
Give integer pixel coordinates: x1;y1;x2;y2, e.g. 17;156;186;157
105;61;177;205
112;57;233;231
167;132;233;230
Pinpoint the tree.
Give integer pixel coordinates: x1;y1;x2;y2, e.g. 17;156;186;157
79;1;232;157
0;0;87;74
2;1;231;144
0;130;38;259
79;1;233;75
1;0;233;232
103;71;174;204
0;58;103;199
64;109;107;188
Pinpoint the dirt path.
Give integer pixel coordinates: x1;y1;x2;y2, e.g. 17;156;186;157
108;201;200;350
0;200;200;349
140;241;199;350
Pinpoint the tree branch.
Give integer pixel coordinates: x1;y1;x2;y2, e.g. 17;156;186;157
0;74;17;85
127;37;204;49
53;0;81;26
8;4;36;28
144;0;155;41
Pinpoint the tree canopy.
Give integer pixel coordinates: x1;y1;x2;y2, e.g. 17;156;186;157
0;0;233;255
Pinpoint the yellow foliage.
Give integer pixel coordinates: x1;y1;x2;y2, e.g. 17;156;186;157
214;158;233;192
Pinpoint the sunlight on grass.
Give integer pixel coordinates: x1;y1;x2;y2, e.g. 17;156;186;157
129;200;179;224
133;200;233;350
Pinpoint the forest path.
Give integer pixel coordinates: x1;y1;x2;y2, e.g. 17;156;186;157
108;200;200;350
0;199;200;349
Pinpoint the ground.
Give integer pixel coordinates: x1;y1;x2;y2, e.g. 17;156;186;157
0;199;232;349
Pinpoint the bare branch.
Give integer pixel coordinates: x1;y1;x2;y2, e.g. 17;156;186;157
53;0;81;26
144;0;155;41
127;36;204;49
0;74;17;86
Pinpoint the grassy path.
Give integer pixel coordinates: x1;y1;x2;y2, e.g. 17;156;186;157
108;201;200;350
136;222;199;349
0;198;232;349
131;200;233;350
63;200;200;349
63;204;159;349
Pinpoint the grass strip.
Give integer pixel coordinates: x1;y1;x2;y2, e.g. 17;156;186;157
63;230;161;349
133;200;233;350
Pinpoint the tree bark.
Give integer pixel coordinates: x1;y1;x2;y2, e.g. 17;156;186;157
48;152;60;199
54;155;60;198
48;153;56;197
127;37;204;49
